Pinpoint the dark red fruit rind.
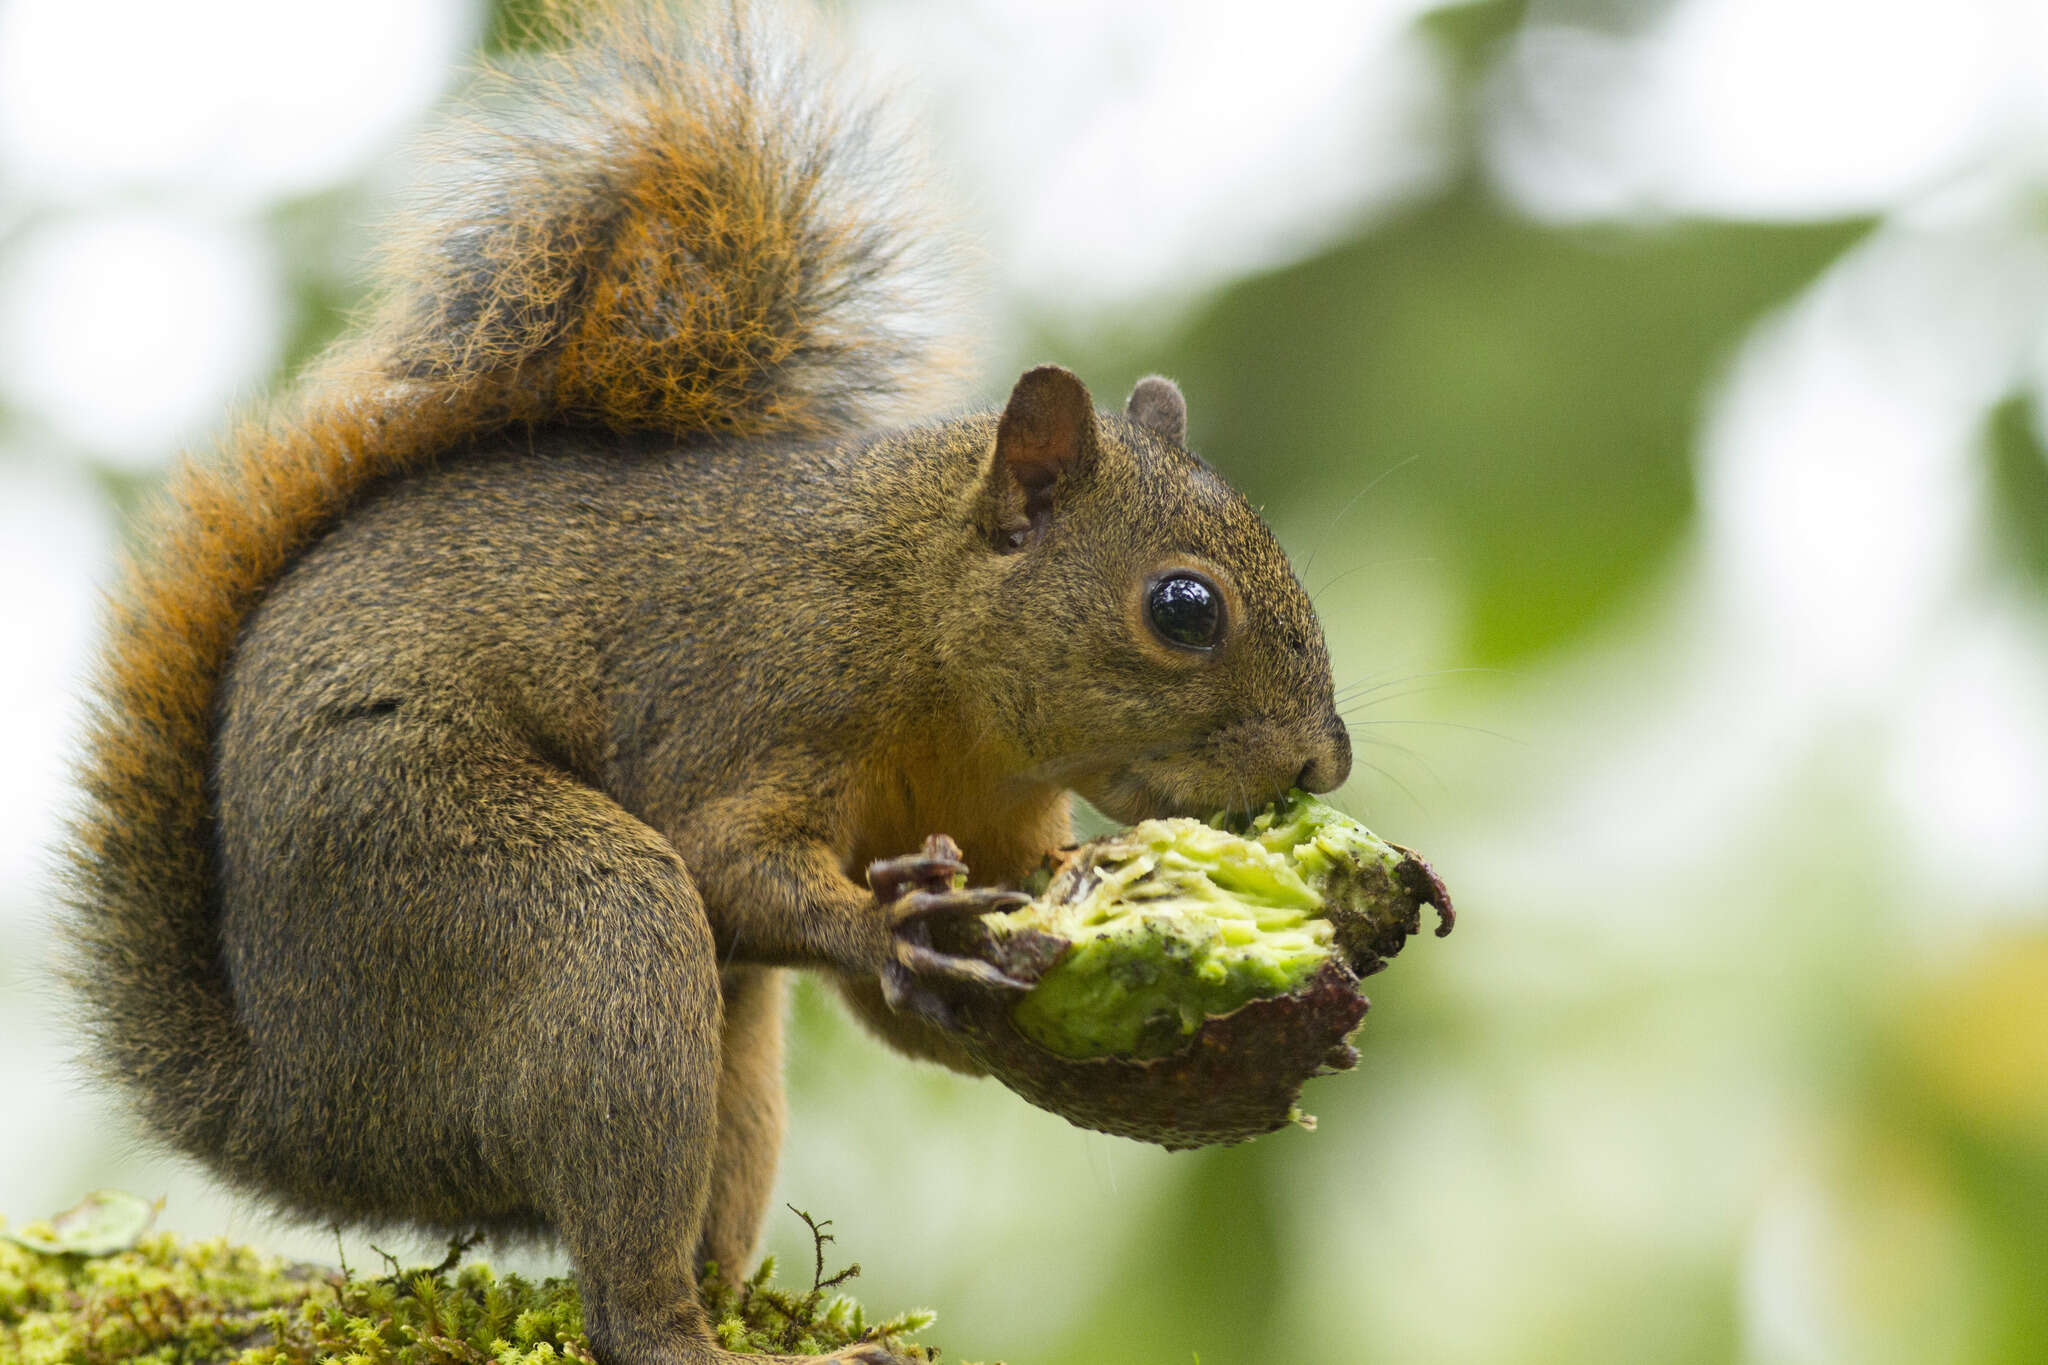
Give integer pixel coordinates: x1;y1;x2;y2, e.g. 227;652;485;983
1394;845;1457;937
934;930;1370;1149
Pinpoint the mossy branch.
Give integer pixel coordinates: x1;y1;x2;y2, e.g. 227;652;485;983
1;1201;961;1363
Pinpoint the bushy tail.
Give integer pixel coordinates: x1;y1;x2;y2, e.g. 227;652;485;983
61;0;969;1159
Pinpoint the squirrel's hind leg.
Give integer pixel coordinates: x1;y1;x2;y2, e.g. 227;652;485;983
422;767;887;1365
213;704;875;1363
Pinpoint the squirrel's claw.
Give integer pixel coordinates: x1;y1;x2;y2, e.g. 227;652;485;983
881;927;1033;1030
871;833;1033;1028
865;834;967;904
893;886;1033;925
892;939;1031;992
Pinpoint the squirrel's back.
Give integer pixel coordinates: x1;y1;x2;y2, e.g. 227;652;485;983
61;0;968;1159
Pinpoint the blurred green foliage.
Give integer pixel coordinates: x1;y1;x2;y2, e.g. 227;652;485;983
1153;189;1865;664
1984;393;2048;591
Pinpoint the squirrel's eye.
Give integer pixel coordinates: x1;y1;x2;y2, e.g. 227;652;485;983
1147;572;1222;650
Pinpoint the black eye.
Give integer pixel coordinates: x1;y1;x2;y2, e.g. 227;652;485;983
1147;572;1222;650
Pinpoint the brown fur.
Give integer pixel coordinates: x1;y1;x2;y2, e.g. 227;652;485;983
60;6;1347;1365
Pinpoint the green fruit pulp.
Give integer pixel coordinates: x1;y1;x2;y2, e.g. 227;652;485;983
989;791;1406;1059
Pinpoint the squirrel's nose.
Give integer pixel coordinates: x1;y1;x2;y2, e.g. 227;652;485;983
1294;723;1351;794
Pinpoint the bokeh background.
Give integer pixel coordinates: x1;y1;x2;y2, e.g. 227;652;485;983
5;1;2048;1362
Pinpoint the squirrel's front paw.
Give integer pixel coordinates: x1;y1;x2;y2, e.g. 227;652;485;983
868;834;1031;1029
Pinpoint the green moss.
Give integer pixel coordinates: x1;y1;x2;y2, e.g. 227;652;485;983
1;1203;947;1363
992;791;1406;1059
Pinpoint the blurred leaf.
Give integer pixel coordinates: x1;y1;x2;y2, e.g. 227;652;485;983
1419;0;1528;81
2;1189;159;1257
1947;1135;2048;1365
1147;187;1867;664
1982;392;2048;592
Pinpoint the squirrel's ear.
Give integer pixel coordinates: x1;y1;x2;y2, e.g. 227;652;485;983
1125;376;1187;444
987;365;1098;544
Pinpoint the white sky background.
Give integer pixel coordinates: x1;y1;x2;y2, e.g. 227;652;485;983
2;1;2047;1361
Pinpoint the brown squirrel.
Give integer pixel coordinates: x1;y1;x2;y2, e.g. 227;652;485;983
60;4;1350;1363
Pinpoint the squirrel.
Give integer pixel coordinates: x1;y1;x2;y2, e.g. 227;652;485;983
59;3;1351;1363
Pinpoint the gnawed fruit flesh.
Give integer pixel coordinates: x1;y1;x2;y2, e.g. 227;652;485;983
991;792;1416;1058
